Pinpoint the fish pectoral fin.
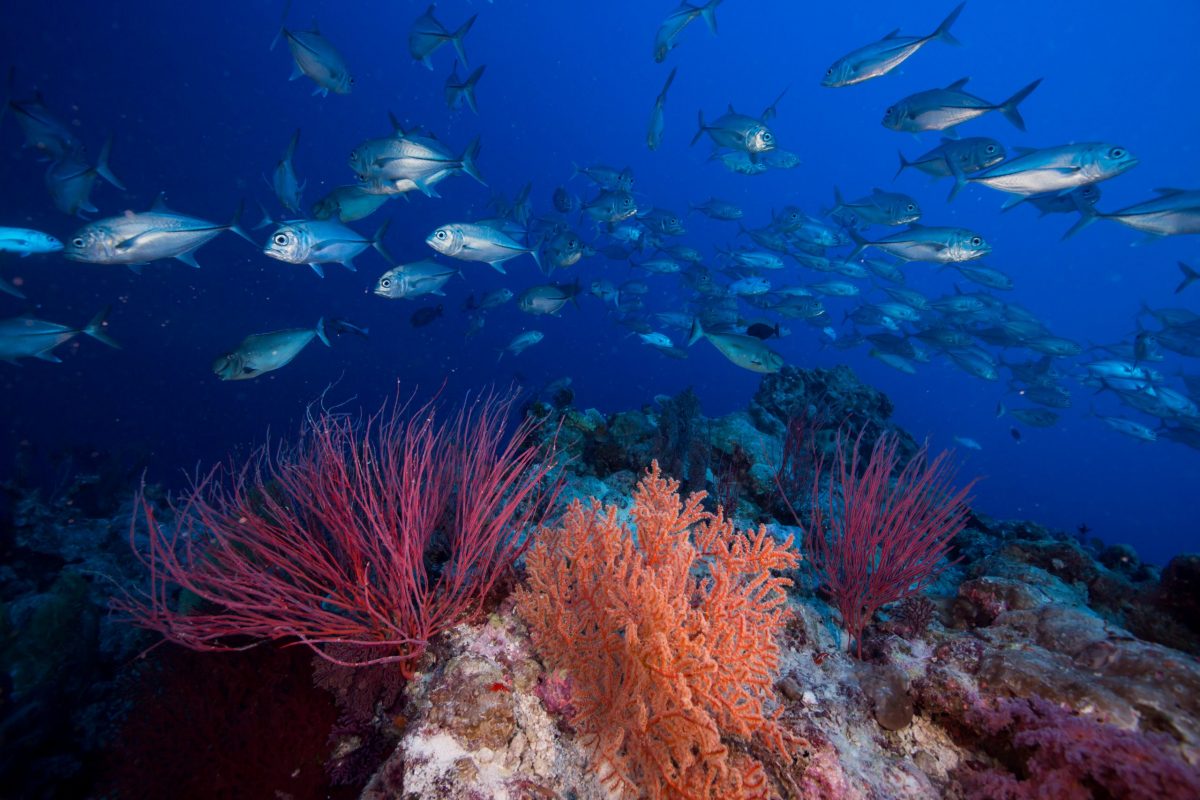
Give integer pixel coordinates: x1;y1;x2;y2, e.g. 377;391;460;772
175;251;201;268
289;63;304;81
34;351;62;363
126;264;146;275
340;258;357;272
487;261;508;274
309;263;326;277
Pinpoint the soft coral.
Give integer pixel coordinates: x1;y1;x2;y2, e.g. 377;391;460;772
957;696;1200;799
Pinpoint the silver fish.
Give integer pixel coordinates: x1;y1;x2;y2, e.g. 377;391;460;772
311;185;389;223
271;129;305;214
690;197;743;220
0;227;63;256
831;187;920;227
0;307;118;364
426;222;538;273
63;196;252;269
264;219;391;277
883;77;1042;134
954;142;1137;204
692;104;776;153
352;131;484;198
445;62;486;114
272;12;353;97
374;260;459;300
896;136;1005;181
44;135;124;217
410;5;476;70
1066;188;1200;240
647;67;678;151
518;281;581;316
653;0;720;63
498;330;543;361
687;318;783;373
850;223;989;263
823;3;964;87
5;78;82;159
214;318;330;381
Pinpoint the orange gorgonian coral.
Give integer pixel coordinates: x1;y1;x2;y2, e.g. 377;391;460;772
515;462;799;800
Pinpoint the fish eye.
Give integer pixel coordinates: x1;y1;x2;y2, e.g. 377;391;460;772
349;77;356;85
762;132;773;141
381;278;391;288
907;204;916;212
971;237;982;246
885;106;894;114
72;237;84;248
273;233;288;245
1110;147;1125;158
435;230;447;239
826;68;833;76
986;145;997;153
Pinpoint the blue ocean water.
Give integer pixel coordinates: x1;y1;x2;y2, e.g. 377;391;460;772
0;0;1197;565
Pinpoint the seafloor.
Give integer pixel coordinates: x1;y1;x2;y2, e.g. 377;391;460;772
2;366;1198;799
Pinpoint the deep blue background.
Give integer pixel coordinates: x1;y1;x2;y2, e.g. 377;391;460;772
1;1;1197;564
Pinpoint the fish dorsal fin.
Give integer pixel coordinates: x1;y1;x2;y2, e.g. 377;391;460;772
946;77;970;91
1154;187;1185;195
727;103;736;114
882;28;902;39
871;187;887;196
150;192;171;213
123;209;137;219
1013;146;1038;155
310;18;320;35
907;222;926;229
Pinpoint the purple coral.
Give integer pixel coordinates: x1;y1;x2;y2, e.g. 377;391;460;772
958;696;1200;799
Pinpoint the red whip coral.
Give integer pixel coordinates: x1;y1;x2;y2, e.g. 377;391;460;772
516;462;799;800
115;390;560;677
806;429;974;658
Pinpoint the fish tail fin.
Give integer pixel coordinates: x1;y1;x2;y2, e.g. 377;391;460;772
660;66;678;101
894;150;913;181
458;136;486;187
271;0;293;50
846;226;869;259
690;109;707;147
315;317;331;347
998;78;1042;131
686;317;705;347
226;199;254;244
450;14;477;67
95;134;125;191
829;185;845;217
932;2;965;46
371;219;394;264
254;198;275;230
1062;206;1100;240
84;306;120;349
462;65;485;114
700;0;722;34
285;128;301;160
1176;262;1199;294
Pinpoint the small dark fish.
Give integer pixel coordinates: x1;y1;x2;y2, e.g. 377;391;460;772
1175;262;1198;295
745;322;780;340
328;318;369;338
410;304;444;327
552;186;579;214
1010;426;1022;442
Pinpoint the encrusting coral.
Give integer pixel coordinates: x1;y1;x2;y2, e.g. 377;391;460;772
515;461;800;800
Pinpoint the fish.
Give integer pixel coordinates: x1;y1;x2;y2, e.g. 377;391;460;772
692;104;776;153
498;330;544;361
713;151;768;175
213;318;330;380
869;349;916;374
265;219;391;277
730;276;771;296
1092;409;1157;442
374;260;459;300
426;222;539;273
445;61;486;114
0;227;63;257
271;129;305;214
882;77;1042;134
823;3;964;87
639;332;674;348
952;142;1137;205
831;187;920;227
328;318;369;338
953;435;982;450
271;7;353;97
687;318;783;373
1064;188;1200;240
518;281;581;316
1177;262;1199;294
1009;408;1059;427
5;73;82;158
589;280;620;306
896;136;1006;181
653;0;721;63
647;67;678;151
1010;427;1022;443
583;190;638;224
745;322;781;340
0;307;118;364
950;263;1013;290
44;134;125;216
760;149;801;170
409;5;476;70
849;223;989;263
64;195;253;269
571;163;635;192
552;186;579;214
690;197;743;220
1023;185;1102;217
353;130;485;198
311;185;389;223
465;288;514;312
410;304;444;327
